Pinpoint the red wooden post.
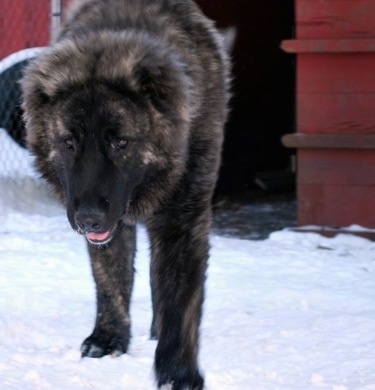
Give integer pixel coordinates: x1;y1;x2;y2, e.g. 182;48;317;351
282;0;375;227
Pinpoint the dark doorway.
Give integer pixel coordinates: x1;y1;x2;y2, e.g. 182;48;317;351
197;0;295;195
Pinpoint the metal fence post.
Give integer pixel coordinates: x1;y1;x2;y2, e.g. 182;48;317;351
51;0;62;42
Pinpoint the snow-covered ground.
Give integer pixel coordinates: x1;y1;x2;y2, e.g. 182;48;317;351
1;127;375;389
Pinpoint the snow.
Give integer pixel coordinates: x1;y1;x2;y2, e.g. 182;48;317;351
1;128;375;389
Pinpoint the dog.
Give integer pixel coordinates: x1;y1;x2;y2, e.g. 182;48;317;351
21;0;231;388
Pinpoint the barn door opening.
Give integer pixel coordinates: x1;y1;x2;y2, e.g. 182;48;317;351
197;0;296;196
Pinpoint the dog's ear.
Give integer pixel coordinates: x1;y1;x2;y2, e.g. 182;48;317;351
33;86;51;106
138;65;176;104
220;27;236;54
21;63;53;113
135;60;192;121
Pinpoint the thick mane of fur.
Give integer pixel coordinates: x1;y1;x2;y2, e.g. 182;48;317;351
22;30;194;115
25;31;189;96
22;0;230;145
21;32;198;156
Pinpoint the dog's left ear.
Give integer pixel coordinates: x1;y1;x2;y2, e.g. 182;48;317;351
135;55;191;118
137;64;178;106
220;27;236;54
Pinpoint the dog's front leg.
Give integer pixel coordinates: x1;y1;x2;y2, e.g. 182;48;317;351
148;208;209;390
81;222;136;358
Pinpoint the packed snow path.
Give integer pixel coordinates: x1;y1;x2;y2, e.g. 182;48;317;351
1;208;375;389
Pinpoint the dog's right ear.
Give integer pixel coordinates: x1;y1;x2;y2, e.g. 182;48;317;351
21;61;53;112
21;60;55;149
21;79;52;138
33;86;51;106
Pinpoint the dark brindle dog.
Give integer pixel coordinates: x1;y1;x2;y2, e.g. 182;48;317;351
21;0;230;388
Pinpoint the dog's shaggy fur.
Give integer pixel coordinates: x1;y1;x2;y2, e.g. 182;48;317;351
21;0;230;388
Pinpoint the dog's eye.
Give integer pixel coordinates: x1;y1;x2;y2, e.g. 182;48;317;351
64;138;75;151
112;139;128;151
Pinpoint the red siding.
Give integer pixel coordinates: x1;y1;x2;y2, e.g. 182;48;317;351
282;0;375;228
0;0;50;59
295;0;375;39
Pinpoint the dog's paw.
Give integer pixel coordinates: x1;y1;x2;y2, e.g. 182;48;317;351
81;333;129;358
157;366;204;390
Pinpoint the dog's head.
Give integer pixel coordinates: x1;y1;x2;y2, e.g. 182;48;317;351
21;32;193;245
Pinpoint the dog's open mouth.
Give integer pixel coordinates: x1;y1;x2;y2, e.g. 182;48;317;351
85;228;116;246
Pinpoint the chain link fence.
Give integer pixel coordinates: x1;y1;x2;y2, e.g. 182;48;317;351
0;0;67;213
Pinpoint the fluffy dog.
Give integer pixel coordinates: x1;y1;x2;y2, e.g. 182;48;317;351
21;0;230;388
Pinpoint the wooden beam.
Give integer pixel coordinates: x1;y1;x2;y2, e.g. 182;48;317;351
282;133;375;149
281;39;375;53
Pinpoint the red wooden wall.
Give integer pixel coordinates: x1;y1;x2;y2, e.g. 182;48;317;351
0;0;50;59
282;0;375;227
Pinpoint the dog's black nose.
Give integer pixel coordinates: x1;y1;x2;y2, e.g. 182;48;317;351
75;211;106;232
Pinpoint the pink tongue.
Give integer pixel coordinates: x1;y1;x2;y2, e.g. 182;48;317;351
86;231;110;242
